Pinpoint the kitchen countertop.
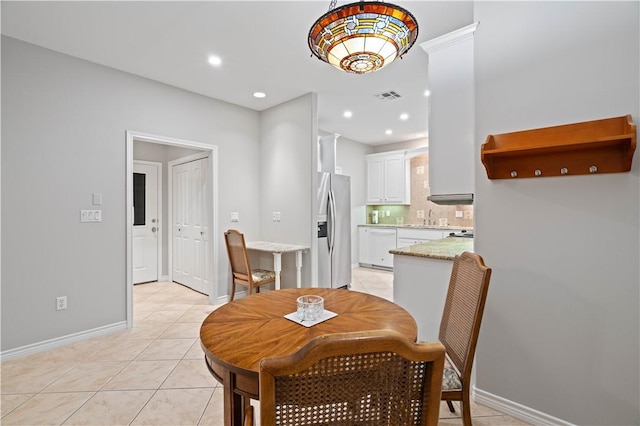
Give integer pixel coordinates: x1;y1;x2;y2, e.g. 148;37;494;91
389;237;474;261
358;224;472;231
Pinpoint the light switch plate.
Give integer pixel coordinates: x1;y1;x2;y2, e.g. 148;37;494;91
80;210;102;223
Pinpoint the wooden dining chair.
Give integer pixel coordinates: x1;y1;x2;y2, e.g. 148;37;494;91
224;229;276;301
439;251;492;426
246;329;445;426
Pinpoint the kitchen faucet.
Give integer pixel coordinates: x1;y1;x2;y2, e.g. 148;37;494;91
428;209;433;225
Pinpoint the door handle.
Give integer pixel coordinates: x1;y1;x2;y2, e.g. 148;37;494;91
328;190;336;256
152;227;157;233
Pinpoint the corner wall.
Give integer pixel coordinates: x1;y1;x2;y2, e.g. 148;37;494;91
473;2;639;424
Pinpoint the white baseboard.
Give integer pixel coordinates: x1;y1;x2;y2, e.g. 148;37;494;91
474;387;574;426
216;290;247;305
0;321;128;362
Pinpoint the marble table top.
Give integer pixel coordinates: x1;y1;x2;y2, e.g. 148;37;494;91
246;241;309;253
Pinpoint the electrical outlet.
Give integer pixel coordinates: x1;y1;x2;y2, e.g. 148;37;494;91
416;166;425;175
417;210;425;219
464;211;473;220
56;296;67;311
456;210;463;218
230;212;239;222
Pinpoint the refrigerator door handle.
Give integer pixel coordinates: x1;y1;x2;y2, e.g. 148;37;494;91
328;189;336;256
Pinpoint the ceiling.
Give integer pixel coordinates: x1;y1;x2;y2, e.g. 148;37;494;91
1;1;474;145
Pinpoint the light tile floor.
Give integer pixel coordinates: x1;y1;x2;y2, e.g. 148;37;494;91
1;268;529;425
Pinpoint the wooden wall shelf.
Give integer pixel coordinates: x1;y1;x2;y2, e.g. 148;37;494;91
481;115;636;179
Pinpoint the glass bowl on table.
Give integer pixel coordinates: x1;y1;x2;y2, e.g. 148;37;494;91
296;295;324;322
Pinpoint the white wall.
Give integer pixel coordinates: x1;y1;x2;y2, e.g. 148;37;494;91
259;94;316;287
473;2;639;425
372;136;428;153
334;134;374;264
1;37;261;351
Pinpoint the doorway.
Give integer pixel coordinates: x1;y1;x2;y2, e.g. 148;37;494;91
126;131;219;328
132;161;161;284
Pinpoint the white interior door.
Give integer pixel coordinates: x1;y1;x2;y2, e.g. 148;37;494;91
133;162;160;284
172;158;210;295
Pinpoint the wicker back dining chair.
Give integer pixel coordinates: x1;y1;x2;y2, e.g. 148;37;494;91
246;329;445;426
224;229;276;301
439;251;492;426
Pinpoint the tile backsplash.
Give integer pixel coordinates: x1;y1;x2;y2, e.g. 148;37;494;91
366;154;474;228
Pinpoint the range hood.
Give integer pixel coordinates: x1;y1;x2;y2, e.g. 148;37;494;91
428;193;474;205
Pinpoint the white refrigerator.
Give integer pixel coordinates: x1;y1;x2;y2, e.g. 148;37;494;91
317;172;351;289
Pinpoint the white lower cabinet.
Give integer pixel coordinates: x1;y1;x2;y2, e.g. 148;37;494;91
359;226;462;270
358;227;372;265
396;228;447;248
358;227;396;269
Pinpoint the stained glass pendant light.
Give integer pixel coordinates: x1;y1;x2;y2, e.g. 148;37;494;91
308;0;419;74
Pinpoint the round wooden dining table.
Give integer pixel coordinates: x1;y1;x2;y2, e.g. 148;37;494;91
200;287;418;426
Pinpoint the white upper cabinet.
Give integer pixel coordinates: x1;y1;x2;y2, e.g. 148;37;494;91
421;23;478;205
366;151;410;205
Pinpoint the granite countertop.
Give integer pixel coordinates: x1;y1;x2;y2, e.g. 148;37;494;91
358;224;472;231
389;237;474;261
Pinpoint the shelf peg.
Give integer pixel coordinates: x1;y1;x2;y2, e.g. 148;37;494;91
534;169;542;176
589;165;598;173
561;167;569;175
510;171;518;178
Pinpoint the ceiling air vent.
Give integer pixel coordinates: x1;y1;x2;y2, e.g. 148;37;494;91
375;91;402;101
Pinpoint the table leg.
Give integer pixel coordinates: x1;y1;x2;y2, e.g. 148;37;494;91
223;370;248;426
295;250;302;288
273;252;282;290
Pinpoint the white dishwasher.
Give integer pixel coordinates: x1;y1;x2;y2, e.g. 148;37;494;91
368;228;397;269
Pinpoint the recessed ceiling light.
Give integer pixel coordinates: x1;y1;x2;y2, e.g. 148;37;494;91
343;111;353;118
385;129;393;135
253;92;266;98
208;55;222;66
400;113;409;121
424;90;431;96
